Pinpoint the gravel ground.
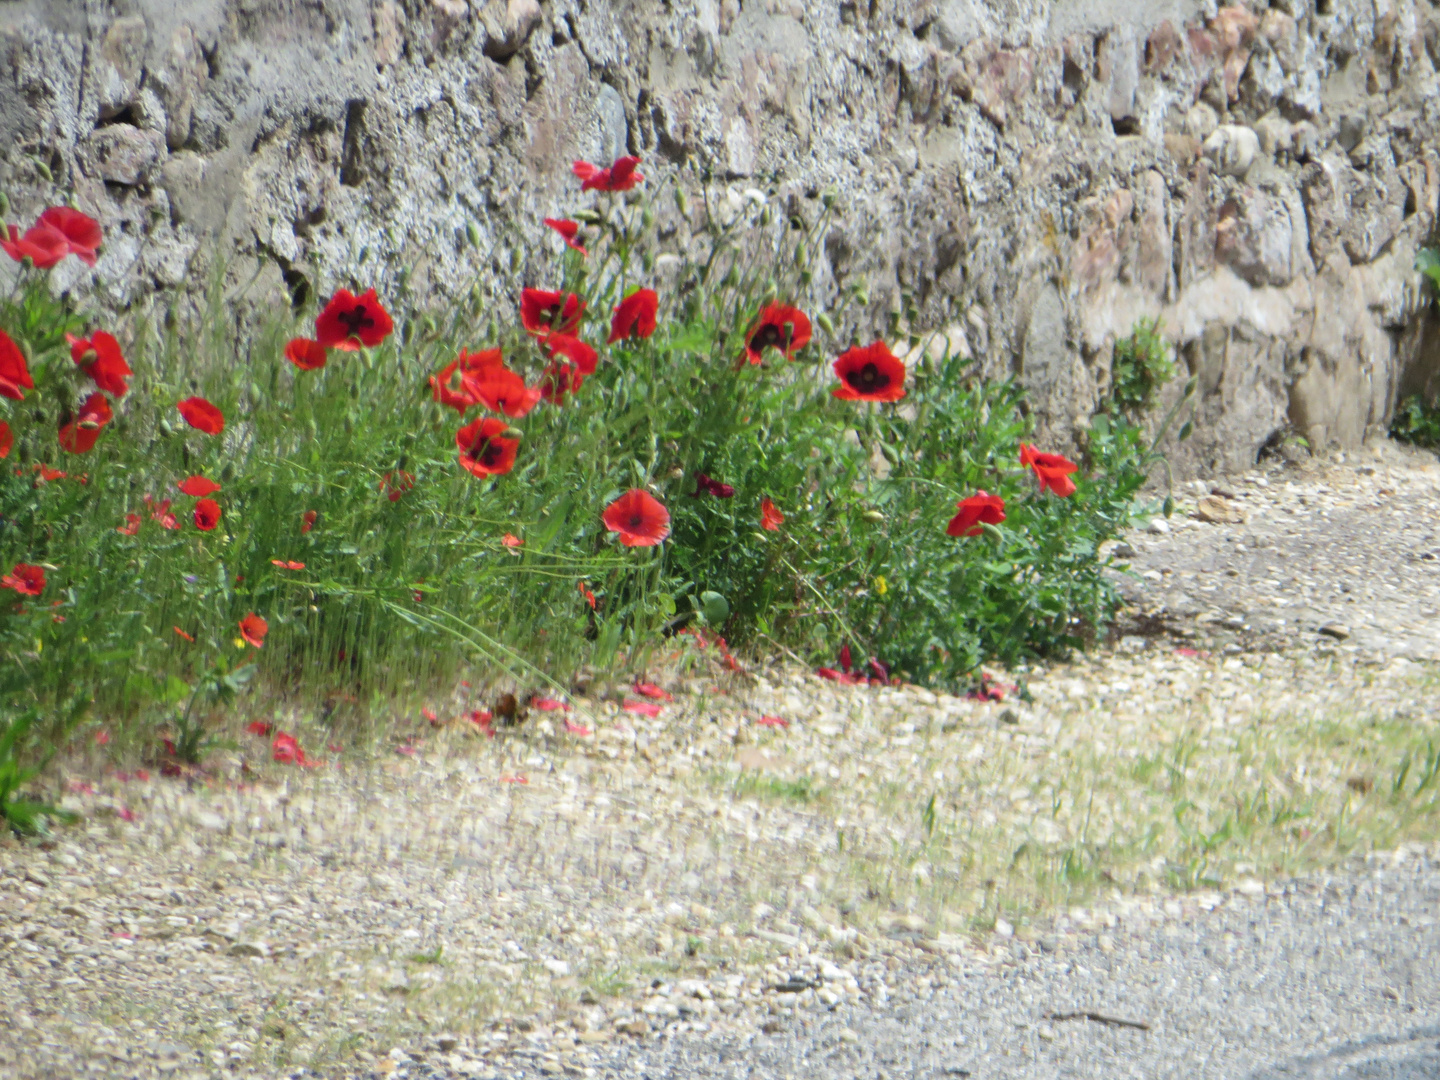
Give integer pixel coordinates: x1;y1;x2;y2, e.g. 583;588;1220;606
1;444;1437;1080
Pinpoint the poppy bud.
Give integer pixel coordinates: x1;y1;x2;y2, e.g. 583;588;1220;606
674;188;688;215
862;510;884;522
466;221;482;249
77;347;98;365
158;418;174;437
36;160;53;181
799;269;813;286
510;247;524;272
855;290;870;306
822;188;838;209
816;312;835;335
358;244;370;264
794;241;807;268
221;463;235;482
759;206;772;227
501;426;523;440
643;250;655;274
0;192;8;216
667;466;684;480
642;206;655;230
1178;420;1194;442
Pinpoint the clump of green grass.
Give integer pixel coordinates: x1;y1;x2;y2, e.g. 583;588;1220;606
1108;316;1176;413
1391;394;1440;448
0;165;1164;780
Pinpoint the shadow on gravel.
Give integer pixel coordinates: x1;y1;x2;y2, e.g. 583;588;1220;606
1246;1025;1440;1079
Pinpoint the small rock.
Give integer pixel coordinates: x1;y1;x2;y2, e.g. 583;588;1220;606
1097;933;1116;954
1235;877;1266;896
1146;518;1171;535
1037;1024;1057;1041
227;941;268;959
994;918;1014;937
1196;496;1247;524
542;958;571;977
839;1028;860;1044
23;870;50;888
761;1019;785;1034
1112;543;1137;559
437;1037;458;1052
1319;623;1350;640
620;1019;649;1036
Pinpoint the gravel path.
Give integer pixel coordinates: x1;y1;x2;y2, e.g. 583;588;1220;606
1;443;1437;1080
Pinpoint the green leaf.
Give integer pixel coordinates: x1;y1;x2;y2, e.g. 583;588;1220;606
699;591;730;626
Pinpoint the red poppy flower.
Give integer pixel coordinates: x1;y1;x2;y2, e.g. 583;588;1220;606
690;472;735;499
520;288;585;337
501;533;524;548
538;361;585;404
744;303;812;365
429;360;475;413
533;698;570;712
59;393;113;454
832;341;907;402
174;626;194;642
466;363;542;418
602;489;671;547
621;700;662;716
193;498;222;531
0;421;10;460
315;288;393;351
756;715;789;728
760;497;784;531
285;337;328;371
117;512;142;535
456;417;519;477
608;288;659;344
33;464;66;482
36;206;102;265
0;330;34;401
66;331;131;397
246;720;272;736
578;580;597;609
0;562;45;596
946;490;1006;537
177;397;224;435
544;217;588;255
1;223;67;268
178;475;220;497
572;155;644;192
301;510;317;534
380;470;415;501
271;731;320;767
145;495;178;530
564;719;593;736
271;559;305;570
239;613;268;648
1020;444;1079;497
633;681;673;701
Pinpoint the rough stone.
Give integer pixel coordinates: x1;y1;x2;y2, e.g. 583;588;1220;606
0;0;1438;474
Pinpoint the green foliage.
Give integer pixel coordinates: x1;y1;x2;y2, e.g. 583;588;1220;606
1390;394;1440;449
1108;317;1176;413
0;173;1171;773
1416;247;1440;295
0;711;77;835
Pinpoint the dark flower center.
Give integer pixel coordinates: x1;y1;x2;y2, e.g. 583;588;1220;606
848;362;889;391
750;323;788;351
477;438;505;466
339;305;375;335
629;513;644;528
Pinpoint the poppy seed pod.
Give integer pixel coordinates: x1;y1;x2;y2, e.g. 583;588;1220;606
502;427;523;440
862;510;885;522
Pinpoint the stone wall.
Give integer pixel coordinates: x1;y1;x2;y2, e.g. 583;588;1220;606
4;0;1440;475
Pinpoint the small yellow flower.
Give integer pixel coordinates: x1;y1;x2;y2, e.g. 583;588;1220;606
874;575;888;597
234;637;247;649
